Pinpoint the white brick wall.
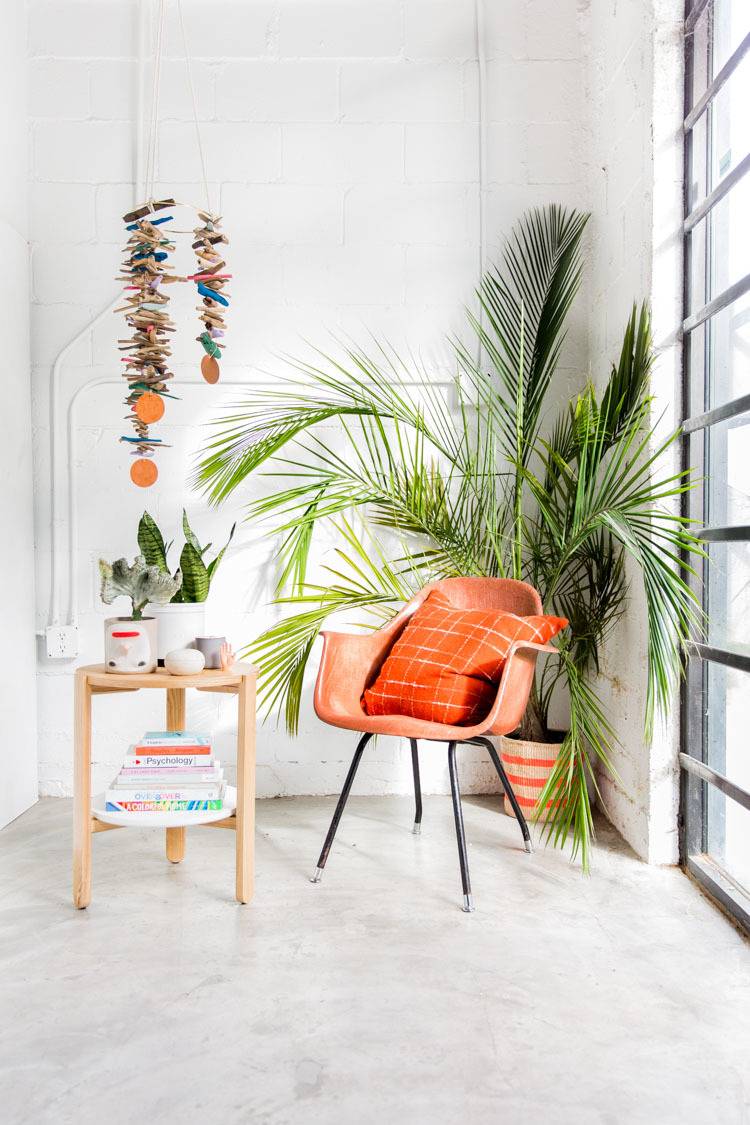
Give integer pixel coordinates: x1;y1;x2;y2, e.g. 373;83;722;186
29;0;590;799
1;1;37;829
587;0;685;864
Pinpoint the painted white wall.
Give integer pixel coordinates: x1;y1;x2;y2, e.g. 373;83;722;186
0;0;38;828
587;0;685;863
30;0;591;800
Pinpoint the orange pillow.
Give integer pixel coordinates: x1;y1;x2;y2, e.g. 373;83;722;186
363;591;567;726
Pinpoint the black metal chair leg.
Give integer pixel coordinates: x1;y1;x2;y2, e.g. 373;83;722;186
447;741;474;912
473;735;533;853
410;739;422;834
310;732;373;883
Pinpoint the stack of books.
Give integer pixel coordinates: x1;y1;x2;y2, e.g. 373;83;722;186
105;730;225;813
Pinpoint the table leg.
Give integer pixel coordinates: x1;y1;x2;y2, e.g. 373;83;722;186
165;687;187;864
73;671;92;908
235;674;256;903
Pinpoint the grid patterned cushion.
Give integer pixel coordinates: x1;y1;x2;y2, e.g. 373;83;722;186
362;591;568;726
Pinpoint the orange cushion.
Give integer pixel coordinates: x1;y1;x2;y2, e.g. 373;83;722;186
362;591;568;726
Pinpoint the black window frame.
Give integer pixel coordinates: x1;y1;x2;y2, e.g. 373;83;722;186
681;0;750;935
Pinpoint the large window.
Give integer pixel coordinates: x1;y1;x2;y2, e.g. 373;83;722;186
682;0;750;933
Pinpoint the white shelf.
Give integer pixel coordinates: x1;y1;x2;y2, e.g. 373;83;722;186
92;786;237;828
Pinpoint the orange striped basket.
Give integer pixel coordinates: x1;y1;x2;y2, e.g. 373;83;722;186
499;735;563;820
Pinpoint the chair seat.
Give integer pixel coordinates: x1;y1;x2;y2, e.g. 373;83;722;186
320;706;499;743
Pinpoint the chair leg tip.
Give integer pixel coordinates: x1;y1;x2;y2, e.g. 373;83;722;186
412;821;421;835
310;867;324;884
462;894;475;913
524;839;533;854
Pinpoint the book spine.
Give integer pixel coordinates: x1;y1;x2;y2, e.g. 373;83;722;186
125;755;214;768
105;799;224;812
132;745;212;755
117;771;219;782
142;731;210;742
106;787;223;802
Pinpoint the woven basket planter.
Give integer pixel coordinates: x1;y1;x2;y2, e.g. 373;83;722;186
499;734;565;820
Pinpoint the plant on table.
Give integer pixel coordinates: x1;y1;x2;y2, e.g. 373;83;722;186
194;204;702;869
99;555;181;619
137;509;236;602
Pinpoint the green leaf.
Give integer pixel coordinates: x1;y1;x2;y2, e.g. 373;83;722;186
178;541;210;603
206;522;236;586
182;509;202;553
137;511;169;572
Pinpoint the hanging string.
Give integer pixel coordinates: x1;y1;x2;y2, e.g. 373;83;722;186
144;0;167;203
177;0;212;214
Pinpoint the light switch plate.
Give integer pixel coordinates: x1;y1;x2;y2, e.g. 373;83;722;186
45;625;79;659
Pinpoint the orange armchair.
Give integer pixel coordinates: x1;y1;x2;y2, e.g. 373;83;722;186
310;577;556;911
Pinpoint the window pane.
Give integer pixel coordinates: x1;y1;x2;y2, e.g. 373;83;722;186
690;0;750;110
706;662;750;789
706;413;750;524
707;786;750;897
706;540;750;649
688;1;712;108
713;0;750;80
706;290;750;406
688;175;750;316
688;62;750;212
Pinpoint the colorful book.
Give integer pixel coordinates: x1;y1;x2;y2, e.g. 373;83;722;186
125;753;214;768
116;767;221;783
140;731;212;744
131;744;212;756
105;799;224;812
106;786;223;803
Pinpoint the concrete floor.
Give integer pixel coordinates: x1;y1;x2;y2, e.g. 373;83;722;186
0;796;748;1125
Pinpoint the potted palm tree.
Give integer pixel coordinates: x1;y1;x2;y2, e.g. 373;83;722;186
195;204;701;868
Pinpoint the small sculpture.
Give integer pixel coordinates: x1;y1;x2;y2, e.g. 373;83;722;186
115;201;231;486
220;642;236;671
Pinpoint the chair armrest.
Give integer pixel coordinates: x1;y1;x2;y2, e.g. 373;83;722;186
481;640;559;737
313;602;419;723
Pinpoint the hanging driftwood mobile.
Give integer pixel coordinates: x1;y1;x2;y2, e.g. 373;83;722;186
115;200;231;487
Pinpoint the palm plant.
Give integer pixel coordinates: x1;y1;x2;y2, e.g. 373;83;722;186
195;204;702;868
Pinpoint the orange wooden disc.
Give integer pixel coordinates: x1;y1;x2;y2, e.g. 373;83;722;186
130;458;158;488
201;355;220;384
134;391;165;424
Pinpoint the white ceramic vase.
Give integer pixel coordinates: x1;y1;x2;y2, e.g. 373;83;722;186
104;616;158;674
147;602;207;663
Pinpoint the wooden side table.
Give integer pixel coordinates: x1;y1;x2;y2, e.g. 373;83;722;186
73;663;257;909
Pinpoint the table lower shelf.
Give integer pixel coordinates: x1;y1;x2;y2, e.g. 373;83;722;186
91;786;238;828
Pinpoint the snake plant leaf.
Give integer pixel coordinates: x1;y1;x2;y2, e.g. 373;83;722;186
178;540;210;603
182;509;202;554
206;521;236;584
137;511;169;572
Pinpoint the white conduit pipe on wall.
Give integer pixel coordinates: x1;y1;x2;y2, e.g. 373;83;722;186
48;1;489;635
47;0;150;628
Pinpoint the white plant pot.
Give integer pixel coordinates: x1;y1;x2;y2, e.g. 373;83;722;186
147;602;207;662
104;616;157;674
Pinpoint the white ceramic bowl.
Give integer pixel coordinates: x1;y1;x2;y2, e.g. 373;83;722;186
164;647;206;676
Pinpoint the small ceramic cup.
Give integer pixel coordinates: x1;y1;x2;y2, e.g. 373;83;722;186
195;636;227;670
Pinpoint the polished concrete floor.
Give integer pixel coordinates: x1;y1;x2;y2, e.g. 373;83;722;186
1;795;748;1125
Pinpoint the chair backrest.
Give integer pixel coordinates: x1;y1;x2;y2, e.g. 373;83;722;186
420;577;542;616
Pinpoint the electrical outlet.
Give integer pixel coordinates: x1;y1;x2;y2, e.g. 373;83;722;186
45;625;79;660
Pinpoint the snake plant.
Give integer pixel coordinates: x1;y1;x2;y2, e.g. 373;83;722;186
137;509;235;603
